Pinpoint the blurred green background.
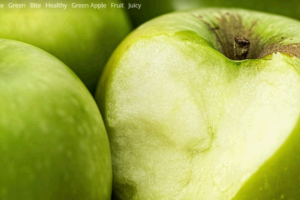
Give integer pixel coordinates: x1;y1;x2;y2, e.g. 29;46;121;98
123;0;300;27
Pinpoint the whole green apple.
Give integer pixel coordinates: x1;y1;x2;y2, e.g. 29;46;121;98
0;39;111;200
123;0;300;27
95;9;300;199
0;0;131;93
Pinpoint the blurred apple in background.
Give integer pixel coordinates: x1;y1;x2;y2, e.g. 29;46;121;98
96;8;300;200
0;39;112;200
123;0;300;27
0;0;131;93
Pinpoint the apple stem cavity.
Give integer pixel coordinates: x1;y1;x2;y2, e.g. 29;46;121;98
234;36;250;60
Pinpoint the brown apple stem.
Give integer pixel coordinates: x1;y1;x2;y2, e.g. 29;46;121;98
234;36;250;60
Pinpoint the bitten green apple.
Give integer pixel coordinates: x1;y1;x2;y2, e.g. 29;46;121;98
0;0;131;93
0;39;111;200
123;0;300;27
95;9;300;199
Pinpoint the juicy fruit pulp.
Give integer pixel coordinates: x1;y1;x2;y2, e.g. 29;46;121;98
96;9;300;199
0;39;112;200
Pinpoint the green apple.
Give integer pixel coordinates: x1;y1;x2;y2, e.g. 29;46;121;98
123;0;300;27
0;38;111;200
0;0;131;93
95;9;300;199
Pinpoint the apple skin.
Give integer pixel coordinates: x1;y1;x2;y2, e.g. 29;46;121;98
95;9;300;199
0;0;131;93
232;118;300;199
123;0;300;27
0;39;111;200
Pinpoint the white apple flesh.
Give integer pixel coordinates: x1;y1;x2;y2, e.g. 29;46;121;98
96;9;300;199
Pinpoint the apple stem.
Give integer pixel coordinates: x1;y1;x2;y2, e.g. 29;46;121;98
234;36;250;60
